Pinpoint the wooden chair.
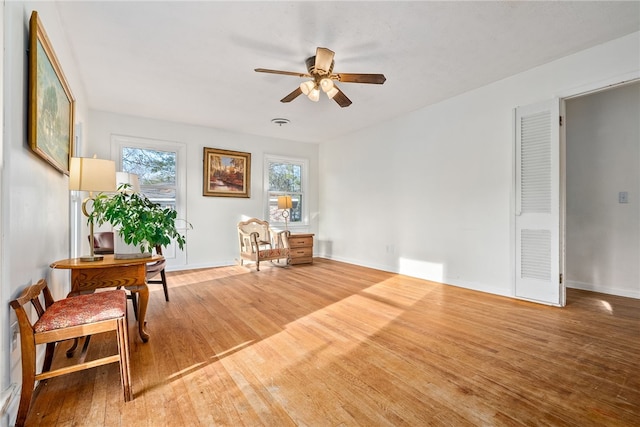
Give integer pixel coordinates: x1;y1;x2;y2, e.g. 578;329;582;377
9;279;132;427
92;232;169;310
147;245;169;302
238;218;290;271
127;245;168;318
91;231;115;255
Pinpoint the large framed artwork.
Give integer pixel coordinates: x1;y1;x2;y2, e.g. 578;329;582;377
203;147;251;198
28;11;75;175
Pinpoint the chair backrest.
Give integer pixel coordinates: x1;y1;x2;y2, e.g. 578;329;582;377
146;245;166;278
238;218;271;242
9;279;53;340
90;232;115;254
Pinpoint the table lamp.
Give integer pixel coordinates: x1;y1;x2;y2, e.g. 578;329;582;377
116;171;141;193
277;195;292;231
69;156;116;261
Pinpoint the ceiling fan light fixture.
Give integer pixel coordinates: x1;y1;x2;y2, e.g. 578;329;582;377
255;46;386;107
308;88;320;102
326;87;339;99
300;80;315;95
320;78;334;92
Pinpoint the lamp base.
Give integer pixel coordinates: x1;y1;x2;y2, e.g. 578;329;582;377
79;255;104;262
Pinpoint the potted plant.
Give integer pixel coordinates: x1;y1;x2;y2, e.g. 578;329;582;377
90;184;189;258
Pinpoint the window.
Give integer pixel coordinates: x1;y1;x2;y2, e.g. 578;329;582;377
111;135;187;267
265;155;308;227
121;147;176;210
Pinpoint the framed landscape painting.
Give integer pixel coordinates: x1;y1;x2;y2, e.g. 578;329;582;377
203;147;251;198
28;11;75;175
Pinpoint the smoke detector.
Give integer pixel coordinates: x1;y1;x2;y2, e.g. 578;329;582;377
271;118;290;126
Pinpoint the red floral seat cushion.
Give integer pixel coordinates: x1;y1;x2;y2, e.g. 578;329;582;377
258;248;287;258
34;290;127;333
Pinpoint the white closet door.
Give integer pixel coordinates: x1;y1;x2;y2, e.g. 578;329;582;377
515;99;564;306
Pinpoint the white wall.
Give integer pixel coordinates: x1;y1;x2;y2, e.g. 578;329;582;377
0;7;637;423
88;111;319;270
319;32;640;298
565;82;640;298
2;2;90;423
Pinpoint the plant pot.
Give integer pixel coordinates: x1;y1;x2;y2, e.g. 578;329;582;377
113;232;151;259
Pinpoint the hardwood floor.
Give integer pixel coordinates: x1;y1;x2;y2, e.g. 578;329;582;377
24;259;639;426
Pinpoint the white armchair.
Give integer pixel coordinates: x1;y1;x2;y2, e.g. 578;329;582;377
238;218;290;271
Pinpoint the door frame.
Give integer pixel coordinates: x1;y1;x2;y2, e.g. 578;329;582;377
512;72;640;305
561;76;640;299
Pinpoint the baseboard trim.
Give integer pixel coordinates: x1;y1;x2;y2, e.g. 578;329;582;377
318;255;511;298
567;280;640;299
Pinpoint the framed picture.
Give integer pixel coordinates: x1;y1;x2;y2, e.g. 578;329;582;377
203;147;251;198
28;11;75;175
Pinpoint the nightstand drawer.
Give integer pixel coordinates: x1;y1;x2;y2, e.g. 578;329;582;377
291;247;312;258
289;236;313;248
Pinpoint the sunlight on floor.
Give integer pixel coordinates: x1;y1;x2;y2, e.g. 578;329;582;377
599;299;613;314
165;263;442;400
257;275;439;375
167;340;255;380
165;265;249;288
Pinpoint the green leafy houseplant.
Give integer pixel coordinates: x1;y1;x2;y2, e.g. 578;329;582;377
91;185;189;254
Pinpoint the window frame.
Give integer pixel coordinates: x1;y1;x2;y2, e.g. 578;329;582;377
110;134;188;267
264;154;309;228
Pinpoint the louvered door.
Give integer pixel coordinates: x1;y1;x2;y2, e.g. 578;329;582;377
515;100;564;306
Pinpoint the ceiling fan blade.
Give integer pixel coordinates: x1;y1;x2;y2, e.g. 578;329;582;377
331;85;352;108
280;87;303;103
255;68;311;78
314;47;335;75
334;73;387;84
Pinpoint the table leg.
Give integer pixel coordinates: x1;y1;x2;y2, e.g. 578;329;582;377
136;286;150;342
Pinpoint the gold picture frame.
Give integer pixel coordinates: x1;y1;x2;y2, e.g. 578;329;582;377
28;11;75;175
203;147;251;198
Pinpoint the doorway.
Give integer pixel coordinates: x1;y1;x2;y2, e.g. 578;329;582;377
514;80;639;305
564;81;640;299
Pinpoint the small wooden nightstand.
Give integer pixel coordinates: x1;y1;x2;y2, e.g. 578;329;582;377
288;233;314;265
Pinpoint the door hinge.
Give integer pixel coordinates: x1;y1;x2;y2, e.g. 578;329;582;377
559;116;563;126
559;273;563;284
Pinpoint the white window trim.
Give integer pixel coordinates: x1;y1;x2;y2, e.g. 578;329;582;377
264;154;309;229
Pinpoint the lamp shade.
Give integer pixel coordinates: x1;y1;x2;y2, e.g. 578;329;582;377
300;80;315;95
320;78;334;92
277;195;292;209
69;157;116;192
326;87;339;99
116;172;141;192
308;88;320;102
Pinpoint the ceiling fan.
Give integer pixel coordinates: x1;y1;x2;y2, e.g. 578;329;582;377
255;47;386;108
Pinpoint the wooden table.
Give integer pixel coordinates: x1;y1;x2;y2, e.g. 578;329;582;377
50;254;163;342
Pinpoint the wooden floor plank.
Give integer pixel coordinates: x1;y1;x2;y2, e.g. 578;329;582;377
22;259;640;426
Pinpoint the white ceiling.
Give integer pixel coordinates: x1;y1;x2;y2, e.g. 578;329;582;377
55;1;640;144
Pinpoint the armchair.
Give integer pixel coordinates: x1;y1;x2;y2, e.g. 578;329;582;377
238;218;290;271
